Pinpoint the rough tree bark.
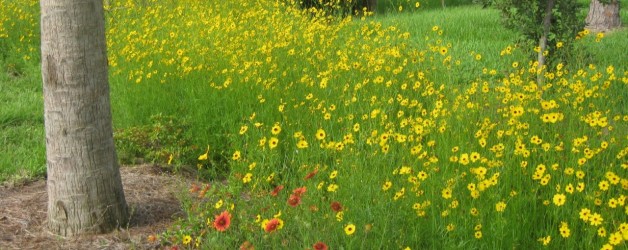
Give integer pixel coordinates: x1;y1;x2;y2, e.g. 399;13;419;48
586;0;621;32
40;0;128;236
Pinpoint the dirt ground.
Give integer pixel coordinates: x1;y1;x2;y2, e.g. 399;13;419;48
0;165;191;250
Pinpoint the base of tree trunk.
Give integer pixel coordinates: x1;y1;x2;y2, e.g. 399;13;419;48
586;0;621;32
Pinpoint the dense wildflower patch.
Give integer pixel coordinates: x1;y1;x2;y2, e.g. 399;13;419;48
2;0;626;249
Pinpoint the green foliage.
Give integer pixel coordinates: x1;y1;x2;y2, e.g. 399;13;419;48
162;182;245;248
113;114;195;169
495;0;585;66
379;0;477;12
473;0;495;7
597;0;615;4
298;0;370;16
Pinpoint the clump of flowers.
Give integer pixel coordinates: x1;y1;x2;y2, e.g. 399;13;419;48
91;0;628;248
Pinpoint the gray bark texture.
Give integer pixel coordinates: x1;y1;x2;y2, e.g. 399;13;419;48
586;0;621;32
40;0;128;236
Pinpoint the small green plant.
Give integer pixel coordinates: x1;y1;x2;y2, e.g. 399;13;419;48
114;113;195;170
161;181;245;249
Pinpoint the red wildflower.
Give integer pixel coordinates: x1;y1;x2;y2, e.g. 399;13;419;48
198;184;211;198
213;210;232;232
188;183;200;193
239;241;254;250
313;242;329;250
330;201;343;212
264;218;280;233
292;186;307;197
271;185;284;196
287;194;302;207
304;168;319;180
147;234;158;243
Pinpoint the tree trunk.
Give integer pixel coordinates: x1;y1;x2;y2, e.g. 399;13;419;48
537;0;555;84
586;0;621;32
354;0;377;14
40;0;128;236
365;0;377;13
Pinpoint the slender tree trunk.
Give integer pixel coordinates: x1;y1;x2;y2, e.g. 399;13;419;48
41;0;128;236
365;0;377;13
586;0;621;32
354;0;377;15
537;0;555;84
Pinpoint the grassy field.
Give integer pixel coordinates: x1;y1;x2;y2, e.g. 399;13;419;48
0;62;45;183
0;0;43;183
1;0;627;249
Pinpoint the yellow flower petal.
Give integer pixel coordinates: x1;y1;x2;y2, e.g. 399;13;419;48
198;145;209;160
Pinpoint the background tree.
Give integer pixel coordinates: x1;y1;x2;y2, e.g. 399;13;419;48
354;0;377;14
586;0;621;31
495;0;583;82
40;0;128;236
473;0;496;8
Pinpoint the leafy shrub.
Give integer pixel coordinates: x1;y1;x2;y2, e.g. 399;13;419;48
114;114;195;170
495;0;585;66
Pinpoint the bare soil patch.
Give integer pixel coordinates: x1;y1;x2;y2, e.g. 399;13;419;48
0;165;191;250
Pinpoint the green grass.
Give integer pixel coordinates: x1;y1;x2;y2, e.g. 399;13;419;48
377;5;520;83
2;1;626;184
377;0;477;12
0;61;45;183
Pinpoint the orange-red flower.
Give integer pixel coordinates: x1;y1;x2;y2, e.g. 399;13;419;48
287;194;302;207
188;183;200;193
264;218;281;233
198;184;211;198
330;201;343;212
147;234;158;243
304;168;319;180
292;186;307;197
271;185;284;196
213;210;232;232
313;241;329;250
239;241;254;250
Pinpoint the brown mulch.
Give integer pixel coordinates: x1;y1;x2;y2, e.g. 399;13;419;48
0;165;193;250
